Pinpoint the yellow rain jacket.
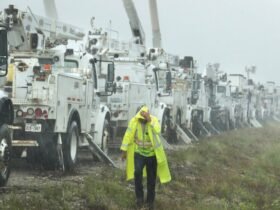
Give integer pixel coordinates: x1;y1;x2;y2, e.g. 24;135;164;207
120;106;171;184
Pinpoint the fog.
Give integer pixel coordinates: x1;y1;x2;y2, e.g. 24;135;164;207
1;0;280;84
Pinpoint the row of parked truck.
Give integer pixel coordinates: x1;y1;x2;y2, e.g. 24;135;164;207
0;0;280;186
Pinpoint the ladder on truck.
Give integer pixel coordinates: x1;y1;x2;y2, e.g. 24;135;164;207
250;118;262;128
85;134;117;168
175;124;195;144
197;121;211;136
159;135;174;150
273;115;280;122
204;121;221;135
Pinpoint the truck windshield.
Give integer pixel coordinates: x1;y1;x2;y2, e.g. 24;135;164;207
64;60;79;73
0;30;8;76
65;60;78;69
39;59;79;73
217;85;226;94
158;70;168;90
0;30;7;56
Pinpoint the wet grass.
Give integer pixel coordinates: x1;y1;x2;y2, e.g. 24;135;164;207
166;123;280;210
1;123;280;210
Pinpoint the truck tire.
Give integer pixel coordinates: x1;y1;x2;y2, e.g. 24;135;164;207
101;119;111;155
176;111;181;125
224;112;230;131
0;97;14;126
63;121;79;171
161;110;172;142
192;113;201;137
0;124;11;187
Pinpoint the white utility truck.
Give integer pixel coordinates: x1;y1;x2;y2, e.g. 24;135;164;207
1;5;116;171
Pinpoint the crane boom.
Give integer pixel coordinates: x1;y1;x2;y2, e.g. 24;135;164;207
122;0;145;45
1;5;85;52
149;0;162;48
43;0;58;20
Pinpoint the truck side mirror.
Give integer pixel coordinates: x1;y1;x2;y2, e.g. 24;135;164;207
105;63;115;92
0;30;8;77
166;71;172;92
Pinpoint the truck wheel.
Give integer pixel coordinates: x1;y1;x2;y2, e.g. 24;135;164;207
0;124;11;187
101;119;111;155
192;114;201;137
63;121;79;171
224;112;230;131
176;111;181;125
161;110;169;135
161;110;172;142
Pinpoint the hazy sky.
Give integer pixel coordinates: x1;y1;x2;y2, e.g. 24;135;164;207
1;0;280;84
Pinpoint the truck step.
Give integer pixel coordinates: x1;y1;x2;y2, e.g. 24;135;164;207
8;125;22;130
12;140;39;147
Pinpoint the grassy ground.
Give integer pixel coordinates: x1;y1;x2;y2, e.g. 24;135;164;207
1;123;280;210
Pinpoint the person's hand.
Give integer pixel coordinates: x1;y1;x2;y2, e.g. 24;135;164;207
141;111;151;122
121;151;127;161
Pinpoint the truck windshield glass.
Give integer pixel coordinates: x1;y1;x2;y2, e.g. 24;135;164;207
38;58;54;65
54;59;79;73
0;30;8;76
217;86;226;94
158;70;168;91
64;60;78;72
0;31;7;56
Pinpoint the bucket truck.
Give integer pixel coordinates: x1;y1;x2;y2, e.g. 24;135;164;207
89;0;172;150
261;81;278;121
1;5;116;171
228;74;248;128
147;0;202;143
203;64;233;132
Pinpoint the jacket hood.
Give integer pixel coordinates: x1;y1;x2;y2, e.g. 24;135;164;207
135;105;149;119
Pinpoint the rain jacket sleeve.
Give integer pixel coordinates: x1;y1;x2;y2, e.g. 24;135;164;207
120;118;136;151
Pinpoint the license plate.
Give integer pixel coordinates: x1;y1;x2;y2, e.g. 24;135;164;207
25;123;42;132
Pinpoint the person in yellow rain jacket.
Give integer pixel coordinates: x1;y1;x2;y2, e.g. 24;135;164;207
120;105;171;209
